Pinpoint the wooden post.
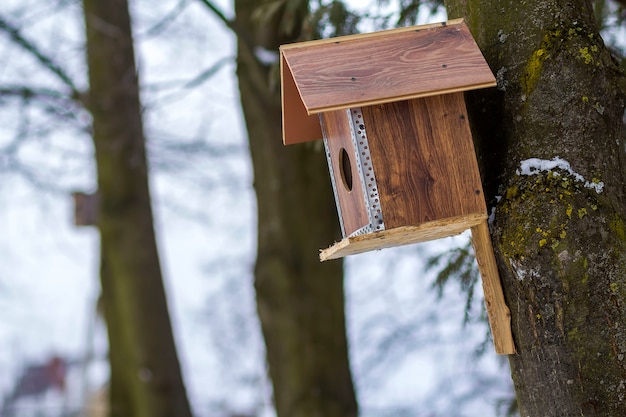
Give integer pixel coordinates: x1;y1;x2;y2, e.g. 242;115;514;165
471;220;516;354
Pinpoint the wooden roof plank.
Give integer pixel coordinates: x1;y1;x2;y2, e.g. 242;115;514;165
280;20;496;145
280;18;466;50
283;21;495;115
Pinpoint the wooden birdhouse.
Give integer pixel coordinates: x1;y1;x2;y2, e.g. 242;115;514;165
280;19;515;354
72;191;99;227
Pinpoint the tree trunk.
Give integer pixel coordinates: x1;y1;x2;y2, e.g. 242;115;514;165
82;1;193;416
233;2;358;417
445;0;626;415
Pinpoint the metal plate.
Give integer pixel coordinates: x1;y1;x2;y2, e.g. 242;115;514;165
322;134;346;236
321;108;386;238
347;108;385;236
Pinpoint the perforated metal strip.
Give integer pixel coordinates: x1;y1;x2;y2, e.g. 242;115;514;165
322;133;347;237
347;108;385;236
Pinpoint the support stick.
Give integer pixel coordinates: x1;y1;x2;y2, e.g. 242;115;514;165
471;220;516;354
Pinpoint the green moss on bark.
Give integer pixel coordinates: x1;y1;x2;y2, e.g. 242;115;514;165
499;170;601;260
497;171;626;413
522;23;611;97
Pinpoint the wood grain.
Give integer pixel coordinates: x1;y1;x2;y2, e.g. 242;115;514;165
319;110;370;236
281;20;495;131
282;19;465;50
320;212;486;260
363;93;486;228
471;220;516;355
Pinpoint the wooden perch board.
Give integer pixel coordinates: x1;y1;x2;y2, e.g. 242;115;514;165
320;213;486;260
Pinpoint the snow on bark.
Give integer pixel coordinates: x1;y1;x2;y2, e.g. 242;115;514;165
516;156;604;193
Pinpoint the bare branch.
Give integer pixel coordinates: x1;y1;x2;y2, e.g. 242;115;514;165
142;56;233;93
0;85;87;130
183;56;233;89
195;0;235;31
1;156;69;193
0;86;74;101
0;112;75;194
0;14;81;98
194;0;260;66
139;0;190;38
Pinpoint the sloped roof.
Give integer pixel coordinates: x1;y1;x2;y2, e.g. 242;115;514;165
280;19;496;145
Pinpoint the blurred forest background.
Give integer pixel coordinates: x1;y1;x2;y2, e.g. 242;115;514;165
1;0;625;417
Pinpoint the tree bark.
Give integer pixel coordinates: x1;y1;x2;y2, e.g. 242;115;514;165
233;1;358;417
445;0;626;415
83;1;192;416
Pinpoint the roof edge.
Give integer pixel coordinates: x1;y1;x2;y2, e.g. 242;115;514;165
304;81;497;115
280;18;465;52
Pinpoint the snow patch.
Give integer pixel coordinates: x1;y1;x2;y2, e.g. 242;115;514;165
497;29;509;43
509;258;539;282
488;195;502;226
488;206;496;226
254;46;278;65
516;156;604;193
496;67;508;91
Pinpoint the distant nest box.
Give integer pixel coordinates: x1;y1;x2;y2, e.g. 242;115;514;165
280;19;515;354
72;191;99;227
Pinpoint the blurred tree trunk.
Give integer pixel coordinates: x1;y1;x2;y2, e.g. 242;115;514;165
82;1;193;416
233;1;358;417
445;0;626;415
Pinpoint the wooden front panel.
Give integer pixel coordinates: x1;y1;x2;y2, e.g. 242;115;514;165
320;110;370;237
362;93;486;229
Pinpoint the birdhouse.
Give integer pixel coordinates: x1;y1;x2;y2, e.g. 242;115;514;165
280;19;515;354
72;191;99;226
